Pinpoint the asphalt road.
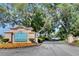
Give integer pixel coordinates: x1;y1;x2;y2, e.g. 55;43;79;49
0;41;79;56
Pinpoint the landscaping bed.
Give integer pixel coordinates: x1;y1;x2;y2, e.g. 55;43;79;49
69;40;79;47
0;42;37;49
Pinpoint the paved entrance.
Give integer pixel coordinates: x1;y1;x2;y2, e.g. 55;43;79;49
0;41;79;56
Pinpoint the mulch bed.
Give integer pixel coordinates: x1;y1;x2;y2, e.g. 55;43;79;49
0;42;38;49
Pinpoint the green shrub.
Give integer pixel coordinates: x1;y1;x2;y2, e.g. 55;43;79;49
0;35;3;39
45;37;49;41
1;38;9;43
60;38;65;41
38;36;48;43
38;38;43;43
0;35;3;43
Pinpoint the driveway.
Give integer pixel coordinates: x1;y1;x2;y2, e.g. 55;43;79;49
0;41;79;56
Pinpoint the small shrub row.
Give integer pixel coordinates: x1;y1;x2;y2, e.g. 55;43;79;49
1;38;9;43
0;37;9;43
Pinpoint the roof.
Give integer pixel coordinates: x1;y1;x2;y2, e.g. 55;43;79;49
4;25;34;33
10;25;33;30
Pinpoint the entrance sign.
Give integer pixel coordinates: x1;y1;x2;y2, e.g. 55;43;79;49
14;32;28;42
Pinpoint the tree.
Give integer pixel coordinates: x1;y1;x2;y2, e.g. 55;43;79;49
0;3;79;40
55;4;79;39
22;4;46;32
44;3;79;39
0;4;28;27
31;11;45;32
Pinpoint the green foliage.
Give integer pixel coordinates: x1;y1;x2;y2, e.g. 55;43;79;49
38;36;46;43
72;40;79;46
1;38;9;43
0;3;79;40
69;19;79;36
38;38;43;43
38;36;49;43
31;11;45;32
38;36;45;41
0;35;3;42
57;27;68;40
12;4;27;11
0;7;6;13
0;35;3;39
53;4;79;39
